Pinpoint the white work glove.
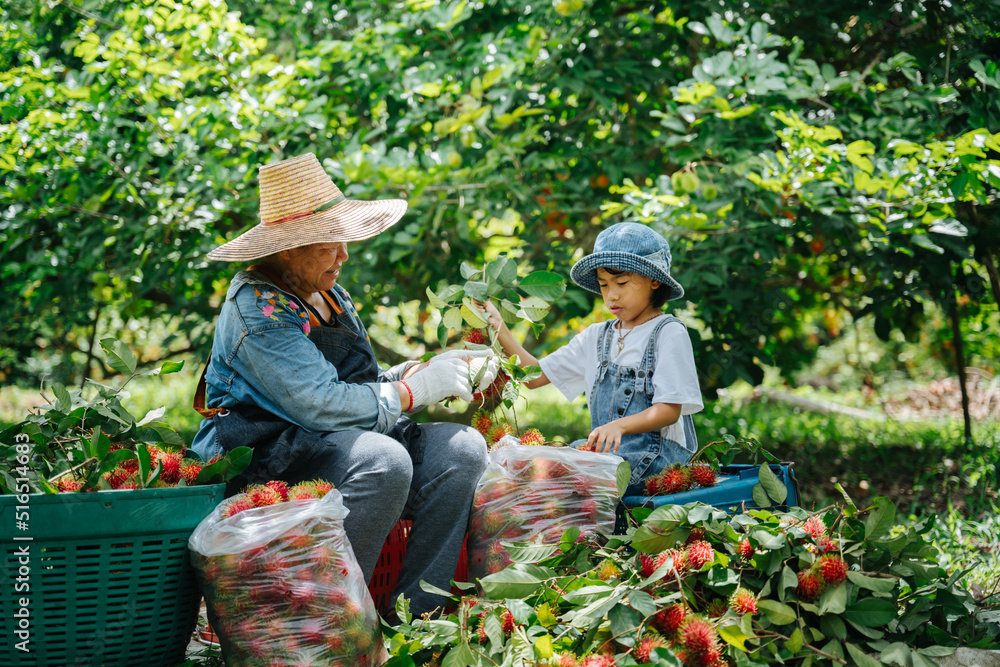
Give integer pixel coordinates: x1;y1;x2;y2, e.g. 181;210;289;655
404;350;499;409
433;349;500;393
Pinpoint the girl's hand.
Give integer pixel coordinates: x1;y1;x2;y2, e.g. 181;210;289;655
475;299;504;333
586;422;625;453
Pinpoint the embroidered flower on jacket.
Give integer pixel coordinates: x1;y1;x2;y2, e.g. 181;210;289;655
262;304;275;317
303;322;311;334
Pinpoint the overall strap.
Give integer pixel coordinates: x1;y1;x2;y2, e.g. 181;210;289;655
595;321;616;382
640;315;681;396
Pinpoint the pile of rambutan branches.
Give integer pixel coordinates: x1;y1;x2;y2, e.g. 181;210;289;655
382;494;998;666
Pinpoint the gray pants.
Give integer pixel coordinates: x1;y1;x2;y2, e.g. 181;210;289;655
279;422;487;616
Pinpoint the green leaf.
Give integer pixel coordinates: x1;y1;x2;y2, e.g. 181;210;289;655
817;582;847;615
478;564;554;598
194;446;253;484
758;600;796;626
461;299;490;328
519;271;566;301
616;460;630;498
864;497;896;541
718;622;752;650
608;603;643;647
752;482;769;508
100;338;137;375
536;603;558;628
516;296;550;323
784;627;803;654
881;642;912;665
757;464;787;504
504;541;560;564
442;642;478;667
846;642;883;667
844;597;898;627
533;633;553;658
443;307;465;331
846;571;898;593
464;280;488;302
159;360;185;375
52;383;72;412
459;262;481;280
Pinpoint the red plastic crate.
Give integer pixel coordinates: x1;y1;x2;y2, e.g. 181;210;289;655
367;520;469;615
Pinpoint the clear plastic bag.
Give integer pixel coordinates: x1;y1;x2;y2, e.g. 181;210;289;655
188;488;387;666
467;444;623;581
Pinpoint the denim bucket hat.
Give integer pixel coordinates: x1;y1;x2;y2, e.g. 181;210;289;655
570;222;685;300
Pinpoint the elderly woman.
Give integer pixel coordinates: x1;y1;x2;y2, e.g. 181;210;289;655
191;153;497;618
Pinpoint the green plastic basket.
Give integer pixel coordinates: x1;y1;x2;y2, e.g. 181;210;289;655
0;484;224;667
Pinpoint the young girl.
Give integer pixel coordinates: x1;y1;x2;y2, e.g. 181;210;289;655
480;222;703;496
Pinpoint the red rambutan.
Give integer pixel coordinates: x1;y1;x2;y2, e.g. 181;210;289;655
686;540;715;570
796;570;824;601
519;428;545;446
462;328;490;346
181;460;203;485
156;449;183;486
679;616;717;655
471;409;493;435
578;656;615;667
654;548;687;577
554;653;579;667
221;496;254;519
311;479;334;496
247;484;283;507
651;603;687;636
689;463;717;488
638;552;658;578
486;421;515;447
289;481;320;500
596;560;622;581
802;515;827;540
500;608;516;634
816;554;848;585
264;479;289;500
729;587;758;615
685;527;707;544
635;636;668;663
738;538;754;560
56;477;84;493
104;467;130;489
705;598;728;618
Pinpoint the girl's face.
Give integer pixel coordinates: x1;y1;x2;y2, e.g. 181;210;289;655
596;268;661;327
280;242;350;295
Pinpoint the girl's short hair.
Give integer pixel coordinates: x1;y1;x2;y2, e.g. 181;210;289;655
600;268;670;309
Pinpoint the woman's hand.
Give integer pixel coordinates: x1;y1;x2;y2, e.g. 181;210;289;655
402;349;499;409
432;349;500;394
586;422;626;453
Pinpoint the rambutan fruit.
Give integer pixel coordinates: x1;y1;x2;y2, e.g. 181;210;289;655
301;618;325;645
690;463;717;488
221;496;254;519
738;538;754;560
156;449;183;486
596;560;622;581
816;554;848;585
247;484;283;507
289;581;319;610
180;460;203;485
500;608;516;635
554;653;579;667
56;476;84;493
486;421;515;447
118;480;141;490
462;328;490;346
519;428;545;446
635;636;668;663
644;473;664;496
729;587;758;615
686;540;715;570
638;552;658;578
651;603;687;636
685;527;707;544
795;570;824;601
311;479;335;496
471;409;493;435
819;536;839;553
679;616;717;655
802;515;827;540
476;621;489;643
705;598;728;618
289;481;320;500
483;509;507;534
654;548;687;577
474;369;511;402
659;465;691;495
578;656;616;667
264;479;289;500
104;467;130;489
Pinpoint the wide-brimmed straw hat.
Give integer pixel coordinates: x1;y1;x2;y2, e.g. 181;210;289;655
570;222;685;300
207;153;407;262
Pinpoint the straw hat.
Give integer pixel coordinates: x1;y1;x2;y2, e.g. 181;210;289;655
207;153;407;261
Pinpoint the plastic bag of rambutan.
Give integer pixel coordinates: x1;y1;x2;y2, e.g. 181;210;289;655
467;444;626;582
188;481;387;667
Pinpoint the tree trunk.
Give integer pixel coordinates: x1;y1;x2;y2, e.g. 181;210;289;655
981;251;1000;308
948;274;973;443
80;302;102;391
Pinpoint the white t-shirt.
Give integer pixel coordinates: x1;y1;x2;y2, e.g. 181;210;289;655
539;316;703;447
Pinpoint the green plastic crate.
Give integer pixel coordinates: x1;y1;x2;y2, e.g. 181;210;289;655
0;484;224;667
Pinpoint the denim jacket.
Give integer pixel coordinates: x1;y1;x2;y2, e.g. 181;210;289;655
190;270;414;462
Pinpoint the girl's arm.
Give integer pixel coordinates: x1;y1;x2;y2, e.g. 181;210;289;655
478;300;550;390
587;402;682;453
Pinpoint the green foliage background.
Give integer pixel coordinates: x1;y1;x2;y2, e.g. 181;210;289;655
2;0;998;400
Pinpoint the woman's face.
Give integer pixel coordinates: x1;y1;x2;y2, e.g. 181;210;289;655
280;242;350;295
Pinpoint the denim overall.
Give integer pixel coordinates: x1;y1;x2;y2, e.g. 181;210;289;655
590;316;698;496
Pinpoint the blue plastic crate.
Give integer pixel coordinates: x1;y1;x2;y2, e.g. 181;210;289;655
614;464;798;534
624;463;798;512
